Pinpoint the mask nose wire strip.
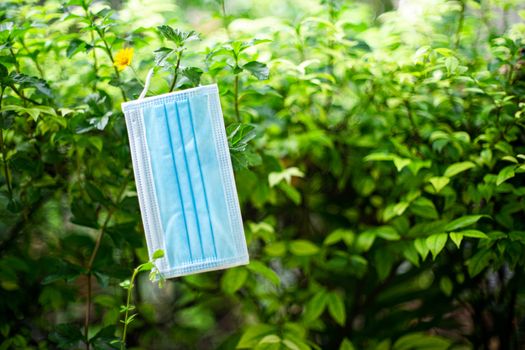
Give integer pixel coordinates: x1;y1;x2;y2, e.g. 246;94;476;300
139;68;155;100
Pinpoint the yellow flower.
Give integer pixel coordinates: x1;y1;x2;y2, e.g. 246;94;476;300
114;47;134;71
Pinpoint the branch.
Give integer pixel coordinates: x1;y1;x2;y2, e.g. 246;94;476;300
0;87;12;199
9;84;43;106
84;176;129;349
0;196;46;255
169;51;183;93
454;0;465;49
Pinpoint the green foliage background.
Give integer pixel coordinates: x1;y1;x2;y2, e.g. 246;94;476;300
1;0;525;349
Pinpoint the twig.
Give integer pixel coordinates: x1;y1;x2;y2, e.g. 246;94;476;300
219;0;230;37
9;84;42;106
92;24;127;102
120;268;139;350
233;75;240;122
403;99;420;141
169;52;182;92
455;0;465;49
83;5;99;93
84;209;114;350
0;87;12;200
19;38;45;79
9;47;20;74
83;176;129;349
0;196;46;255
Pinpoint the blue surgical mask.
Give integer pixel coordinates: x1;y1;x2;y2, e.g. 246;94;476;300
122;83;249;278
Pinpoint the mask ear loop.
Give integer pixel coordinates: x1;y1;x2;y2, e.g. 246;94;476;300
138;68;155;100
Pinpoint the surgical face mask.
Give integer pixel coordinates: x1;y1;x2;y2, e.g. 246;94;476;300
122;83;249;278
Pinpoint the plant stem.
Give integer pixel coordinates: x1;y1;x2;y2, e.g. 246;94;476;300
0;131;12;200
9;47;20;74
93;26;127;101
219;0;230;36
234;75;240;122
83;176;129;349
120;268;138;350
220;0;226;19
84;208;114;350
169;52;182;92
455;0;465;49
0;87;12;200
9;84;42;105
8;47;30;107
83;6;99;92
84;271;92;350
19;38;45;79
403;99;419;141
130;66;144;86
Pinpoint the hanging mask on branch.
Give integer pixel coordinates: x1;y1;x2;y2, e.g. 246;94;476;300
122;71;249;279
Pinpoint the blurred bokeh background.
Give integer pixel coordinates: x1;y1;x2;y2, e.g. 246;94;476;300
1;0;525;349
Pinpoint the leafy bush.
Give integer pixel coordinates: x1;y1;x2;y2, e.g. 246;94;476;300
0;0;524;349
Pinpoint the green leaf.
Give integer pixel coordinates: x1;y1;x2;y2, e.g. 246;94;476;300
247;261;280;286
10;73;52;98
237;324;275;349
502;155;518;163
444;56;459;75
137;261;154;272
227;123;257;151
449;232;463;248
235;38;272;54
444;161;476;177
268;167;304;187
374;249;395;280
49;323;86;349
466;249;492;277
356;232;375;252
179;66;203;86
440;277;453;296
414;238;430;260
429;176;450;193
289;240;319;256
256;334;281;350
460;229;488;239
153;47;174;67
410;197;439;219
496;165;516;185
66;39;91;58
279;182;302;205
264;241;286;257
3;104;56;121
303;290;328;322
403;243;420;266
242;61;270;80
119;279;131;289
327;292;346;326
84;182;106;204
393;332;451;350
393;157;411;172
339;338;356;350
444;215;487;231
282;338;301;350
364;152;396;161
426;233;448;260
152;249;165;259
220;267;248;294
157;25;199;47
374;226;400;240
324;229;354;246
